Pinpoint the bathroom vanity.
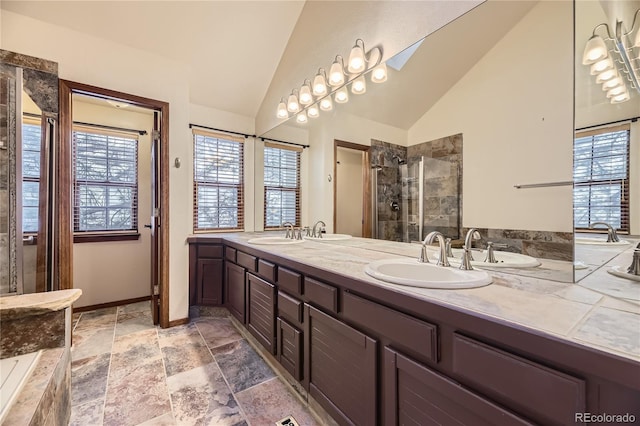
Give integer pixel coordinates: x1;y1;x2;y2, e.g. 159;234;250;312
189;234;639;426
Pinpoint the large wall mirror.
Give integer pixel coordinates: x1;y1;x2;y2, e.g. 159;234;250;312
574;0;640;299
261;0;576;283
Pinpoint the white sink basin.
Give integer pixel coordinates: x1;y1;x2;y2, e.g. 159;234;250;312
365;258;492;289
608;265;640;282
305;233;352;241
435;249;541;268
575;237;630;246
247;237;305;245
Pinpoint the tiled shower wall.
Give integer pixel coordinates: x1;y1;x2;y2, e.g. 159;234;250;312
0;66;16;293
370;139;406;241
408;133;463;241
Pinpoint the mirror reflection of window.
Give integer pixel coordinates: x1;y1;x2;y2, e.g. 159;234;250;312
574;125;630;233
22;116;41;234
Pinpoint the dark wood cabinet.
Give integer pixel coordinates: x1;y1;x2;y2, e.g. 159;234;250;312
304;304;377;426
225;261;246;324
189;244;223;306
246;273;277;354
277;317;303;381
384;347;533;426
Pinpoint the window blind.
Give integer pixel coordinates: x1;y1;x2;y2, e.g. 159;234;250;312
193;129;244;232
574;124;630;232
264;142;301;229
72;126;139;233
22;117;42;233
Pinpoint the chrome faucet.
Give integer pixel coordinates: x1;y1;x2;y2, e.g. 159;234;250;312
589;222;620;243
312;220;326;238
420;231;450;267
628;246;640;276
464;228;482;260
282;222;294;239
459;245;474;270
484;242;497;263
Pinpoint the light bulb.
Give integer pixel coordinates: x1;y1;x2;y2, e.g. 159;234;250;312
590;58;613;75
313;71;327;96
351;76;366;94
582;35;608;65
606;86;626;98
299;82;313;106
371;63;387;83
329;58;345;86
308;105;319;118
287;93;300;113
335;87;349;103
602;77;623;90
320;97;333;111
595;69;617;83
276;99;288;118
296;111;308;123
347;40;366;73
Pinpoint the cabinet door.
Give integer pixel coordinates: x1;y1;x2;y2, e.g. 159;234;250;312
304;305;377;426
246;273;277;354
383;347;533;426
197;258;223;306
225;262;246;323
277;318;302;381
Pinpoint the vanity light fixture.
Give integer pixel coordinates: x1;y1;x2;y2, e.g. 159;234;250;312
351;76;366;94
335;87;349;103
347;39;366;73
319;97;333;111
371;62;388;83
276;38;387;120
582;8;640;103
299;80;313;106
287;90;300;113
329;55;346;87
307;104;319;118
312;69;328;96
276;98;288;118
296;111;308;123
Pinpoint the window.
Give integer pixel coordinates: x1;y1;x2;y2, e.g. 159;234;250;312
73;126;139;234
193;130;244;231
22;118;41;234
264;143;301;228
574;124;630;232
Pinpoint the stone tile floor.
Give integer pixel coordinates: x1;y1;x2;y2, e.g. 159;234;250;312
70;301;320;426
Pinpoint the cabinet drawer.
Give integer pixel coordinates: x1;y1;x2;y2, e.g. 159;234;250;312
277;318;302;381
258;259;277;282
342;291;438;363
278;291;303;326
453;334;585;425
225;246;236;262
305;278;338;314
278;267;303;296
198;244;222;258
237;251;257;272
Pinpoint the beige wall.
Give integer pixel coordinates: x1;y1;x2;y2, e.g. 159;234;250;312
71;99;153;308
336;147;364;237
408;1;574;233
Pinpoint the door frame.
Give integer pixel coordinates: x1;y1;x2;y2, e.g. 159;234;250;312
58;80;170;328
333;140;372;238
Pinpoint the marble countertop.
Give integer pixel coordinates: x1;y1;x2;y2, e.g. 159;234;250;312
0;289;82;320
190;232;640;363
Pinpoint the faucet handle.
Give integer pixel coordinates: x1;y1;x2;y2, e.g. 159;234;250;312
459;245;474;270
445;238;454;258
484;242;498;263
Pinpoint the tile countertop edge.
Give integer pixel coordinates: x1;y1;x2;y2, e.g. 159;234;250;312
188;233;640;365
0;289;82;320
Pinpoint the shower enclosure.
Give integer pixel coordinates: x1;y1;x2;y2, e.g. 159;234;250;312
372;155;461;242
